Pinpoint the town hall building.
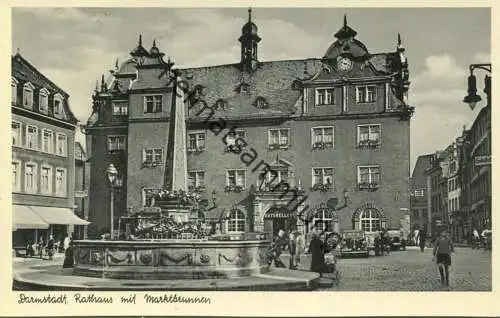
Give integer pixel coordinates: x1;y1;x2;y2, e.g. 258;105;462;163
84;11;414;239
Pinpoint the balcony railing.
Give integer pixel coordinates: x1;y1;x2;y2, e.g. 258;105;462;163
224;185;244;193
357;139;380;149
268;143;290;150
311;183;333;192
312;141;333;150
141;160;162;168
358;182;380;191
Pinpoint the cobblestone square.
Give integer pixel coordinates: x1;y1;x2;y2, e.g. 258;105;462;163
285;247;491;291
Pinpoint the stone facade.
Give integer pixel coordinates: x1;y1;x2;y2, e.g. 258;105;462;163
11;53;78;246
84;13;413;238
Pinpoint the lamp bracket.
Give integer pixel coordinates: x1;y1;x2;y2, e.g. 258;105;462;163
470;63;492;74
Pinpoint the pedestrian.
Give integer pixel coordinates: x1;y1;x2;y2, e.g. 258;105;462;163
472;228;480;249
294;231;305;267
63;234;71;252
37;237;44;259
419;230;426;252
63;239;74;268
288;232;297;269
432;230;454;286
47;235;55;260
309;232;327;277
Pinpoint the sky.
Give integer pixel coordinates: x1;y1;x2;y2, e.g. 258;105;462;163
11;7;491;171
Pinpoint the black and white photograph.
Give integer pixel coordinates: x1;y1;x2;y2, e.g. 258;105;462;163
8;4;493;300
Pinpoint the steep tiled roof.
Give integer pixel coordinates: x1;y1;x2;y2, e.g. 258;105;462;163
12;54;68;97
180;59;323;120
11;53;78;124
411;154;433;187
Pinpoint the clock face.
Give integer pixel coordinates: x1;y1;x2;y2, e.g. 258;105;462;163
338;57;353;71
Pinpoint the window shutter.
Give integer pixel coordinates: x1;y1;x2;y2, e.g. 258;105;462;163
143;97;147;113
142;149;146;163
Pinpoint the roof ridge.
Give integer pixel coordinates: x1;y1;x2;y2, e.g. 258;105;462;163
12;53;69;97
179;58;323;71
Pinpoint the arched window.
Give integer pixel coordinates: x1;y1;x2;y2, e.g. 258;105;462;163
227;209;245;232
39;88;49;113
359;208;382;232
312;208;333;232
254;96;268;109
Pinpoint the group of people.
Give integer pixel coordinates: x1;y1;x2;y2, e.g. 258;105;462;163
472;228;492;250
268;229;306;270
268;229;333;277
25;234;75;268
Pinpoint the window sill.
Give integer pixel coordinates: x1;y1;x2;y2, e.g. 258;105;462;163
314;103;336;107
355;101;376;104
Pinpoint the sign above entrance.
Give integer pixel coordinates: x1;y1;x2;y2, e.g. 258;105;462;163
264;208;295;219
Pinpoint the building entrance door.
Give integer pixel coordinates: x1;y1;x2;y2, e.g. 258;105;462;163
263;206;296;238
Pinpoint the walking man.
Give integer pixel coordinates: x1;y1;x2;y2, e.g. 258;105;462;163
433;230;454;286
294;231;305;268
288;232;297;269
419;229;426;252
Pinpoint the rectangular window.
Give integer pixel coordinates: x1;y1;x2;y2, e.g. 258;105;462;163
143;148;163;165
112;101;129;116
188;131;206;151
54;99;61;115
26;125;38;150
55;168;67;197
356;86;377;103
358;166;381;185
312;167;334;187
12;121;21;147
357;124;381;147
144;95;163;113
315;88;335;105
227;170;246;188
56;133;67;156
42;129;53;153
107;135;127;152
23;87;33;108
188;171;206;189
268;129;290;148
312;126;334;149
11;82;17;104
226;130;246;146
12;161;21;192
39;92;48;112
25;163;37;193
414;189;425;197
41;166;52;194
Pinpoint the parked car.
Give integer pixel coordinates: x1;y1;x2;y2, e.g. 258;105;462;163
386;229;406;251
339;230;369;257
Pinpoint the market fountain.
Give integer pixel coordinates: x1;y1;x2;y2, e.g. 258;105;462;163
71;70;271;281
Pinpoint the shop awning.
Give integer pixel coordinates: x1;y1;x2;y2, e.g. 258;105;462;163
12;205;49;230
30;206;90;225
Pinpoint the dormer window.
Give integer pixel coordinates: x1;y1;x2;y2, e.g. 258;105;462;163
315;87;335;106
254;97;268;109
23;82;35;108
39;88;49;113
214;99;227;111
236;82;250;94
11;78;18;105
53;93;64;117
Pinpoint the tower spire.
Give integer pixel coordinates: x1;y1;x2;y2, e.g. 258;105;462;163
248;7;252;22
100;74;106;92
139;34;142;46
153;39;157;47
344;14;347;28
239;8;261;72
115;58;119;69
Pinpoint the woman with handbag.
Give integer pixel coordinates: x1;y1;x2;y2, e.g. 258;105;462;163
433;230;454;286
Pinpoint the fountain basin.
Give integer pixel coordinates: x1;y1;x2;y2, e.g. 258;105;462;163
73;239;271;280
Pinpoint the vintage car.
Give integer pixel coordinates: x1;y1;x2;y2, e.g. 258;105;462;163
339;230;369;257
386;229;407;251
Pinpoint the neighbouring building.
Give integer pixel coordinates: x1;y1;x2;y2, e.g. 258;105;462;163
410;154;433;232
74;141;89;239
424;151;449;238
84;12;414;239
458;103;491;243
11;53;88;249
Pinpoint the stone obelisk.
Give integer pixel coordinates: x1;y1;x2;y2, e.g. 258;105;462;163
163;71;188;192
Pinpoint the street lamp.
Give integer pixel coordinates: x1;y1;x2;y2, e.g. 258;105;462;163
463;63;491;111
106;163;118;238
